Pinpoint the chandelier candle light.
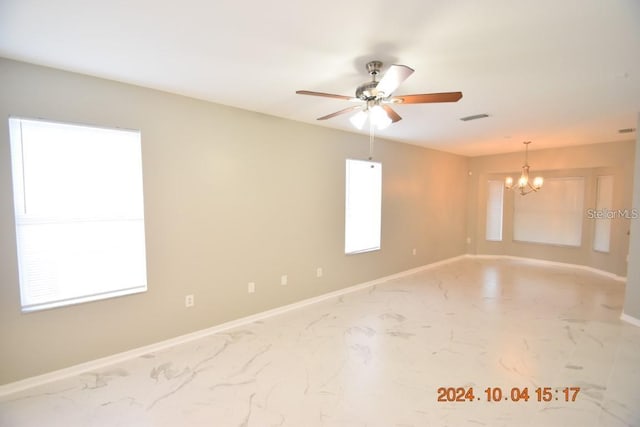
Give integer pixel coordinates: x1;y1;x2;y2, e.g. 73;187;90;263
505;141;543;195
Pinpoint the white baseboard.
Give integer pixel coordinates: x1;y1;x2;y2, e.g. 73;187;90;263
466;254;626;282
1;253;628;396
621;313;640;328
0;254;467;397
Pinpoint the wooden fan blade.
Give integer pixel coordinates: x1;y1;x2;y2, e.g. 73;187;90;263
393;92;463;104
317;105;362;120
376;64;414;97
296;90;355;101
382;105;402;123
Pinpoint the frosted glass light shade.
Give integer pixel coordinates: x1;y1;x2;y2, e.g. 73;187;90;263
370;105;391;130
505;176;514;188
349;110;367;129
518;175;528;188
533;176;544;189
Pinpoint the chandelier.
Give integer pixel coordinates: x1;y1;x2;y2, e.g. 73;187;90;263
505;141;543;195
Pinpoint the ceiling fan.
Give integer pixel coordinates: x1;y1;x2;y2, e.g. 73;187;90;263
296;60;462;129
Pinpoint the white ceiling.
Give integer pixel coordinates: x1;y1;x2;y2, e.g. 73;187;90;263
1;0;639;156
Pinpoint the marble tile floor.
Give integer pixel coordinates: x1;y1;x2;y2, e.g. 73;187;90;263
1;258;639;427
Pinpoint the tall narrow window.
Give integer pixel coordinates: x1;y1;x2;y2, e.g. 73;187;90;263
345;159;382;254
486;180;504;241
593;175;614;253
513;177;585;247
8;117;148;312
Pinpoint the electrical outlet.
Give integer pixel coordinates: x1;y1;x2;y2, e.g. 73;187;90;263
248;282;255;293
316;267;323;278
412;248;417;256
281;275;288;286
466;237;472;244
185;294;194;308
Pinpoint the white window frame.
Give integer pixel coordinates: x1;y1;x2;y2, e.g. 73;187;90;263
513;177;585;247
485;180;504;241
593;175;614;253
345;159;382;254
8;117;148;312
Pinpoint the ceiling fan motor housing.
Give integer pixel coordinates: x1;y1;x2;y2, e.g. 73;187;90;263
356;81;380;100
356;61;384;100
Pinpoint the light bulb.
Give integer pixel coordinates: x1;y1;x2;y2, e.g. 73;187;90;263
505;176;514;188
518;175;528;188
533;176;543;189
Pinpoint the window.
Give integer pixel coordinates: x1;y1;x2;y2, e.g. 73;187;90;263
593;175;614;253
345;159;382;254
8;117;147;312
513;177;584;247
485;180;504;241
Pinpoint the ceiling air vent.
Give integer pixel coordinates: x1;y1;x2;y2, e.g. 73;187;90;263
460;114;489;122
618;128;636;134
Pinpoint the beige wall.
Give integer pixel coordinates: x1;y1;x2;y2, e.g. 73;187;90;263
0;59;469;384
467;141;636;276
623;114;640;321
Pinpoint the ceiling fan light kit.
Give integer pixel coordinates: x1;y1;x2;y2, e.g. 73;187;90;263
505;141;544;196
349;103;392;130
296;60;463;130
